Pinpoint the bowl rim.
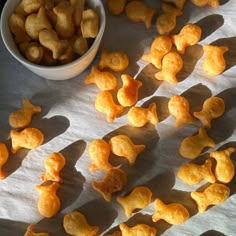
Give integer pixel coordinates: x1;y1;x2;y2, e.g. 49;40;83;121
0;0;106;71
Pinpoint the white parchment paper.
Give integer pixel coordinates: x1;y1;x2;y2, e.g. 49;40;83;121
0;0;236;235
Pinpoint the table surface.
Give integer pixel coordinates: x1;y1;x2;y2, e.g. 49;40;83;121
1;0;236;235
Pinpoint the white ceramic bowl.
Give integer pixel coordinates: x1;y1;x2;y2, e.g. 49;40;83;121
1;0;106;80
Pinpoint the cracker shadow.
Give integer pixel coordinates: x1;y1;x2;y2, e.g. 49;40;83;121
2;139;29;179
178;44;204;83
207;88;236;143
0;219;28;236
199;230;226;236
210;36;236;72
195;14;224;41
220;0;230;6
181;83;212;113
30;115;70;144
77;198;118;234
59;140;86;210
136;64;162;100
36;212;66;236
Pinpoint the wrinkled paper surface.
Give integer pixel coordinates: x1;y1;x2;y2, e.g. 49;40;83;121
0;0;236;235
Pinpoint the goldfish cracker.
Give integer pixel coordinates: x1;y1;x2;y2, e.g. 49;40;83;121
179;128;215;159
63;211;99;236
73;36;88;56
95;91;124;122
88;139;113;172
53;1;75;39
43;0;54;11
128;103;159;127
24;224;49;236
177;159;216;185
81;8;99;38
40;152;66;183
168;95;196;127
117;74;142;107
109;135;145;165
163;0;186;10
152;198;189;224
107;0;127;16
16;0;42;15
92;168;127;202
19;41;30;55
84;66;117;91
142;35;172;69
156;3;182;35
191;183;230;213
119;223;157;236
171;23;202;54
39;29;69;60
125;1;157;29
9;13;31;43
46;9;57;27
193;97;225;128
35;182;61;218
0;143;9;180
191;0;219;8
210;147;235;184
42;47;57;66
11;128;44;154
98;49;129;72
155;51;183;84
25;42;44;64
58;45;74;64
9;98;41;129
203;45;228;76
70;0;85;26
25;7;52;40
117;186;152;217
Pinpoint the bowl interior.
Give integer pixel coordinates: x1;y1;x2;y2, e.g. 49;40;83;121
0;0;106;71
